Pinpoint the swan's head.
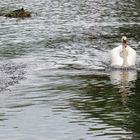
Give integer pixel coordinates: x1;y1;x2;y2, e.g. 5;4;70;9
121;36;128;48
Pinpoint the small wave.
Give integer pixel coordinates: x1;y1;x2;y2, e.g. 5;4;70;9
0;62;26;92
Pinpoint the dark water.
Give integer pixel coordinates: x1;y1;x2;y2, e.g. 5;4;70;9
0;0;140;139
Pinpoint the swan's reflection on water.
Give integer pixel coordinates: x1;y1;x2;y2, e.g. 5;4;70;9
110;70;137;105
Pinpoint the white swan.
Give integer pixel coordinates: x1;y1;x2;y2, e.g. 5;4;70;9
111;36;136;67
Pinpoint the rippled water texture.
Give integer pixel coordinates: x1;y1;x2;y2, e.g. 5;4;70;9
0;0;140;139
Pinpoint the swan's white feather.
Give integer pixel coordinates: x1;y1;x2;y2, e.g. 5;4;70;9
111;45;136;67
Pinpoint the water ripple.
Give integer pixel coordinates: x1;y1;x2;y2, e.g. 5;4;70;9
0;0;140;139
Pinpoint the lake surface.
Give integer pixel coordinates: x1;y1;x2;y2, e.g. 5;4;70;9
0;0;140;139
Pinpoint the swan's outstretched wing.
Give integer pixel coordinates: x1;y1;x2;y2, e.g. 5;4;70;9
127;47;136;66
111;47;123;66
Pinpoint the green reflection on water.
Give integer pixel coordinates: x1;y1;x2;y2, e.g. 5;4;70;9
64;72;140;139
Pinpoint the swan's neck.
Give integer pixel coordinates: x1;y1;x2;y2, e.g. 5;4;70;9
122;46;128;67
